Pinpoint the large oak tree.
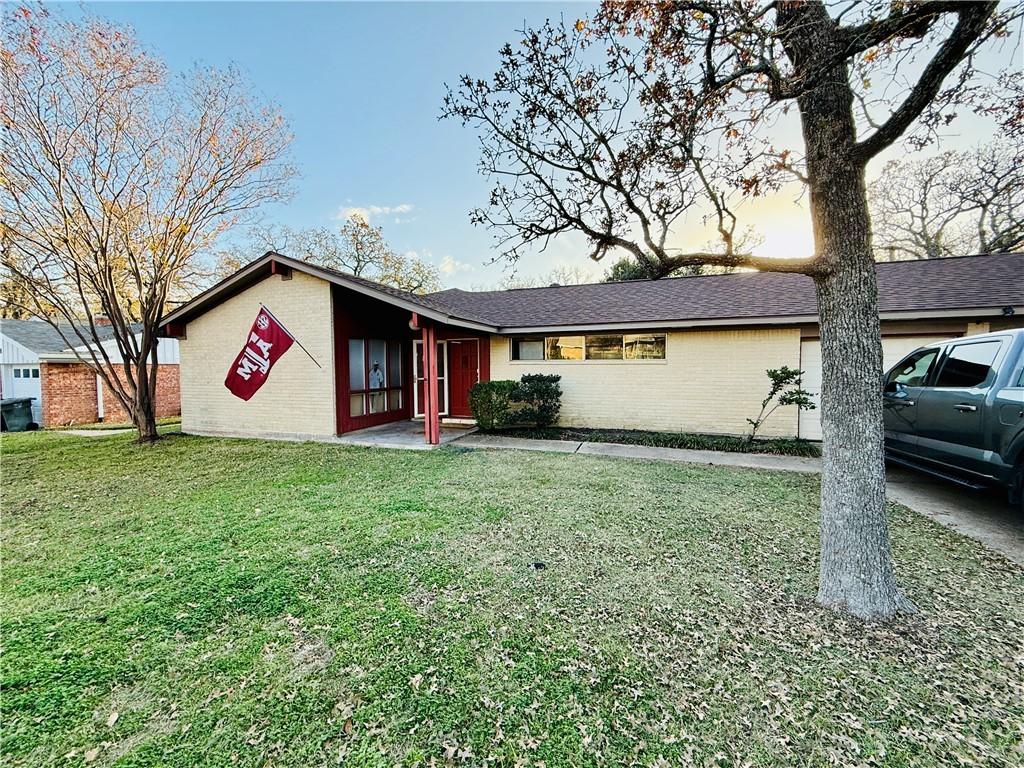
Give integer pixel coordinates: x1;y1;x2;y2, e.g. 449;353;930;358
444;0;1020;620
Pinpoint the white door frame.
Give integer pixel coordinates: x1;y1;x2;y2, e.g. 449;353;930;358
412;339;449;417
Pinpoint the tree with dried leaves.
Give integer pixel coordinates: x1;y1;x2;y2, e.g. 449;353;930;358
498;264;596;289
444;0;1021;620
214;215;442;294
870;138;1024;260
1;7;295;441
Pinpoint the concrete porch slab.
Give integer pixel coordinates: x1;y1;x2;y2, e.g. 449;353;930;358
334;419;475;450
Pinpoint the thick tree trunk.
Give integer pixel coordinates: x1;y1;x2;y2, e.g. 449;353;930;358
778;1;913;620
814;257;914;619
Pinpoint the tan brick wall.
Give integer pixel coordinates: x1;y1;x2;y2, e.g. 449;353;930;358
489;328;803;437
178;272;336;439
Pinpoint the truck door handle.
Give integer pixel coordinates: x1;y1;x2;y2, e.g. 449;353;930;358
953;403;977;412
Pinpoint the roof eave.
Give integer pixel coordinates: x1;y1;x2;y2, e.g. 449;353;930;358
159;252;499;334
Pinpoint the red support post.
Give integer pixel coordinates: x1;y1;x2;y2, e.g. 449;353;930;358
421;325;430;443
421;323;440;445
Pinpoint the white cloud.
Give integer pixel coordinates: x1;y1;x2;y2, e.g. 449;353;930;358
439;254;474;275
335;203;414;223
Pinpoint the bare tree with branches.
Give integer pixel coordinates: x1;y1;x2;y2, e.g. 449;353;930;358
870;138;1024;260
1;7;295;440
444;0;1020;620
214;216;442;294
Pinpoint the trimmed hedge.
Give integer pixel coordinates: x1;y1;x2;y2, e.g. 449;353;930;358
468;380;518;430
469;374;563;429
513;374;562;428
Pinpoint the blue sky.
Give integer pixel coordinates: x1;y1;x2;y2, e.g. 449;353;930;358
66;1;597;288
66;2;1012;289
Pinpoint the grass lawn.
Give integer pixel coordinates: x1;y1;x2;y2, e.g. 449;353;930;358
489;427;821;457
2;430;1021;767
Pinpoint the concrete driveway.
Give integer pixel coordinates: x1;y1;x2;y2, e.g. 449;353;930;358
885;466;1024;566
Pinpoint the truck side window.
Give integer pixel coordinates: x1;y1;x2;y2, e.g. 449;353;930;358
887;349;938;387
933;340;1001;389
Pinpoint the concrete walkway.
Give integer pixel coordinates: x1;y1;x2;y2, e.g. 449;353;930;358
457;433;1024;565
460;433;821;472
57;428;135;437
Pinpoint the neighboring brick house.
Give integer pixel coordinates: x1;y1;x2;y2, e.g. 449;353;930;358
159;251;1024;444
0;319;180;428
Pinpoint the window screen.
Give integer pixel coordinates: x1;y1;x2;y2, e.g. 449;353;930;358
585;335;624;360
934;341;1001;388
348;339;365;390
368;340;387;390
511;337;544;360
624;334;666;360
545;336;584;360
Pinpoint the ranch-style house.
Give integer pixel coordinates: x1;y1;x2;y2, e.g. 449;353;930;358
158;251;1024;444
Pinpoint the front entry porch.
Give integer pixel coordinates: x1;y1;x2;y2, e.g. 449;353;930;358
334;419;475;450
333;285;490;445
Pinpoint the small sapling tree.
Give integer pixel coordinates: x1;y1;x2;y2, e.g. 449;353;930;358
747;367;815;443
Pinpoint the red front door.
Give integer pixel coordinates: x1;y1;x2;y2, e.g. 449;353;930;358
447;339;479;418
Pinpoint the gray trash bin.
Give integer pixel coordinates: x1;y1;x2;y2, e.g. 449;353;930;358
1;397;38;432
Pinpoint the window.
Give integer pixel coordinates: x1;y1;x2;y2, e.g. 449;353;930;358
388;343;403;410
349;338;404;417
31;369;39;378
348;340;365;391
368;339;388;413
934;340;1001;389
624;334;666;360
886;349;938;388
511;337;544;360
585;334;624;360
545;336;583;360
13;369;21;378
510;334;667;361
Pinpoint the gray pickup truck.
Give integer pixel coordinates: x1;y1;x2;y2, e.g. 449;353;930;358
883;328;1024;511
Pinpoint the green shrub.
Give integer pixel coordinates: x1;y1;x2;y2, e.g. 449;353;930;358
469;380;518;430
513;374;562;428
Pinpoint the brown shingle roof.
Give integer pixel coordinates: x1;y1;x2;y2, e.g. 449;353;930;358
424;252;1024;330
161;251;1023;334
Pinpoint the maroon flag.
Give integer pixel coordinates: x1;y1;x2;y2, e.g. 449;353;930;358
224;305;295;401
